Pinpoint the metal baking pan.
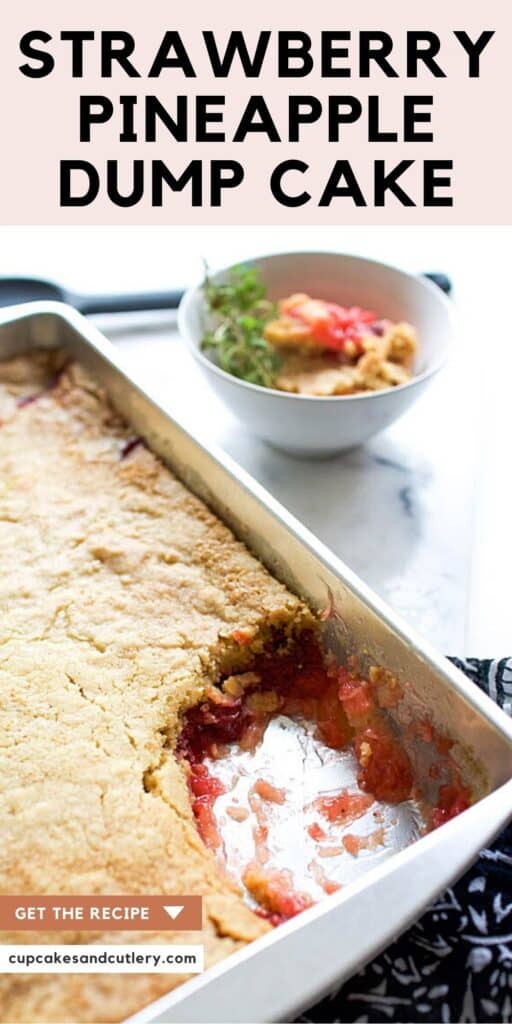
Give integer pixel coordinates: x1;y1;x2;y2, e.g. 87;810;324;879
1;302;511;1024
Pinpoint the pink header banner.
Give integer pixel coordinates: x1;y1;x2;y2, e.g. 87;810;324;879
0;0;508;224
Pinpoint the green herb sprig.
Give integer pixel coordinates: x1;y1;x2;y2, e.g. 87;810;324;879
201;265;281;388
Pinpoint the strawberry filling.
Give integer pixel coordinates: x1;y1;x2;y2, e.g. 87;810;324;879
311;790;374;824
243;863;314;921
253;779;286;804
231;628;253;646
283;297;377;354
338;668;414;804
188;763;225;851
176;635;471;923
430;782;471;829
176;696;254;764
308;822;327;842
120;436;143;459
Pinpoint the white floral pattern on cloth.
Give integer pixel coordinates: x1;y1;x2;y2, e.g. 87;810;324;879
298;659;512;1024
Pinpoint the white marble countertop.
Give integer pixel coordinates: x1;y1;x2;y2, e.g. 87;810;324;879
98;311;475;654
0;225;509;656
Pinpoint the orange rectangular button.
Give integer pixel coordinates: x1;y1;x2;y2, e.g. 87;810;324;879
0;895;202;931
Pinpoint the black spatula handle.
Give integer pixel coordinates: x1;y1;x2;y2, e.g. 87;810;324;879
423;272;452;296
74;289;184;315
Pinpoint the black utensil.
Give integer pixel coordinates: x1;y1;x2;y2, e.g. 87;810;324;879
0;270;452;315
0;277;183;315
423;272;452;296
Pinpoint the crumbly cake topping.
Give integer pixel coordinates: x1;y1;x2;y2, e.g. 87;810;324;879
0;350;313;1023
272;319;417;396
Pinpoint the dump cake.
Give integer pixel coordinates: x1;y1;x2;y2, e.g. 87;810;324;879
0;349;313;1023
201;265;418;395
0;349;468;1024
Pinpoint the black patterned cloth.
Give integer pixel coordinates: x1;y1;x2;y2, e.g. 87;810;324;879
299;659;512;1024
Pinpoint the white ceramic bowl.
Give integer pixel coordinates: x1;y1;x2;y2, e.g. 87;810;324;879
178;252;453;457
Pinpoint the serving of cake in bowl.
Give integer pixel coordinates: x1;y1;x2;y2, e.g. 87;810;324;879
178;251;452;456
263;292;417;397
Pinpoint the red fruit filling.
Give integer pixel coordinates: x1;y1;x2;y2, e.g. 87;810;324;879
17;393;43;409
253;779;286;804
188;763;225;851
430;782;471;829
231;628;253;646
285;298;377;355
252;639;351;751
176;696;254;764
15;364;69;410
342;827;386;857
338;668;414;803
120;436;143;459
311;790;374;825
354;728;413;804
243;863;314;922
309;859;341;895
177;635;471;923
308;822;327;842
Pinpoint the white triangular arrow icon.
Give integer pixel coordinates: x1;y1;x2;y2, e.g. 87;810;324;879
163;905;184;920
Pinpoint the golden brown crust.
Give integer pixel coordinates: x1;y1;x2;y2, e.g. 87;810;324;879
0;352;314;1023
